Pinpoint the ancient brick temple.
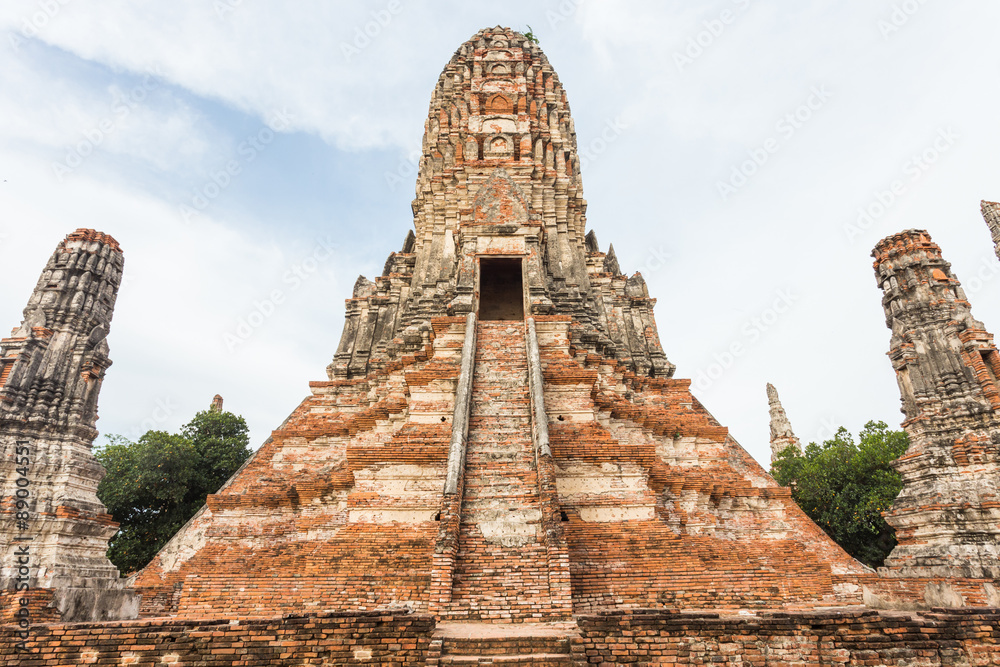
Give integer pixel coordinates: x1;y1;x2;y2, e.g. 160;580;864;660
128;25;874;623
2;27;999;665
0;229;137;623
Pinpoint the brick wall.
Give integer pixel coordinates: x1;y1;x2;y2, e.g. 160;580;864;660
0;590;59;628
1;610;435;665
573;608;1000;665
6;608;999;664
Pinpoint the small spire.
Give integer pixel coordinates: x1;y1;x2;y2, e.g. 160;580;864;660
604;244;621;276
767;383;801;464
211;394;224;412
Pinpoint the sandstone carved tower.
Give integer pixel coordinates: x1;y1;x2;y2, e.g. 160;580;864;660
0;229;137;621
872;229;1000;579
329;27;671;380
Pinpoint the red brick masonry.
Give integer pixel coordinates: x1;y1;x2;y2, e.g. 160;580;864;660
2;608;998;665
572;608;1000;666
0;610;435;665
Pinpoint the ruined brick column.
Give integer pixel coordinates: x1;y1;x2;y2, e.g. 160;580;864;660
872;229;1000;579
766;383;801;464
0;229;138;621
982;200;1000;260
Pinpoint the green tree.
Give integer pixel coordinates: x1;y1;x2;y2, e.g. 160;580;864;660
770;420;909;568
96;406;251;574
181;409;253;491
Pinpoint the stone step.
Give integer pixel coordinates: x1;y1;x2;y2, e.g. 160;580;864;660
462;458;533;467
464;446;533;455
463;444;533;454
462;476;536;486
460;503;540;513
462;473;535;480
434;624;577;665
439;655;573;666
464;444;533;454
465;428;532;434
462;473;537;483
462;481;538;492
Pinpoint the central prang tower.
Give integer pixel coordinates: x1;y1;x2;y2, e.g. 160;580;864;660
130;27;882;627
330;26;672;380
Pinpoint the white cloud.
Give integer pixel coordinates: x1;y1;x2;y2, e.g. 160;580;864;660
2;1;1000;469
0;43;216;182
1;1;442;151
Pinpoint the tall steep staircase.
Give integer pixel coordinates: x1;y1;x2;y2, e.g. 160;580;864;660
446;321;554;622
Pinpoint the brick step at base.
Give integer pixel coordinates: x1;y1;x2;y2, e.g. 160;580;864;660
435;623;577;664
442;637;571;655
439;656;573;666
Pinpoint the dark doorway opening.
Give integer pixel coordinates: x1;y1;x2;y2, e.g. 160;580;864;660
479;258;524;320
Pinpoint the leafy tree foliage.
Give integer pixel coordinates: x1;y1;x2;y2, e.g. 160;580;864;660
770;420;909;568
96;407;251;574
181;409;253;491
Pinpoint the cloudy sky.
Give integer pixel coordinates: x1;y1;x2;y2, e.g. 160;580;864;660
2;1;998;467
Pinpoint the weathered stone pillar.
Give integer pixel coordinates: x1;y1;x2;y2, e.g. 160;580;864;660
767;383;802;464
872;229;1000;579
982;200;1000;260
0;229;138;621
